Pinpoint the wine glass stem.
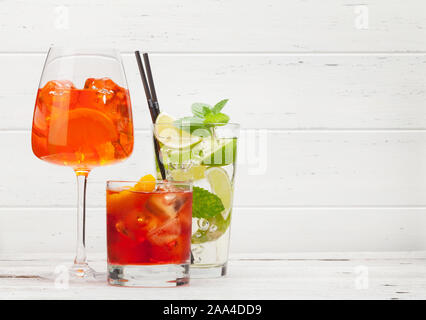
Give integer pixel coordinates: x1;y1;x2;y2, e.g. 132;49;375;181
74;171;89;265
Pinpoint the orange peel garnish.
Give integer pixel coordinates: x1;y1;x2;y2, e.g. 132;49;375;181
132;174;156;192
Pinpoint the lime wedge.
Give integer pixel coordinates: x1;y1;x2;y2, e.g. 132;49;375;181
200;138;237;166
171;165;206;181
205;167;233;219
168;148;194;164
154;112;201;149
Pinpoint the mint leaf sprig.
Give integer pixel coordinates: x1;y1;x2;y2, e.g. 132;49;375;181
192;186;225;219
174;99;230;136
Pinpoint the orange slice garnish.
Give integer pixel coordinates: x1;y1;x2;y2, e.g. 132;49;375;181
133;174;156;192
66;108;118;146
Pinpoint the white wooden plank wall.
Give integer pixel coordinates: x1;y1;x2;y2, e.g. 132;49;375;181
0;0;425;254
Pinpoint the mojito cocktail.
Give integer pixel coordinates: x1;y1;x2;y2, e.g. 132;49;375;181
153;100;239;278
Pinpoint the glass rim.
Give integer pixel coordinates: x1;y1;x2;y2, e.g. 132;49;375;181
47;46;120;52
152;122;240;128
107;179;192;184
106;180;193;192
45;46;122;61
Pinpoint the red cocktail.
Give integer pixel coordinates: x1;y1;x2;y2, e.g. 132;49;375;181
106;176;192;286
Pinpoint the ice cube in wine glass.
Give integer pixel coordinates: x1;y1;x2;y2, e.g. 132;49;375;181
83;77;119;106
78;78;112;110
43;79;75;92
84;77;118;91
80;77;130;127
37;80;77;113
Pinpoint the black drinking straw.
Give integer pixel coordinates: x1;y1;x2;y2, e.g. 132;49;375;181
135;51;157;122
136;51;195;265
142;53;159;106
135;51;166;180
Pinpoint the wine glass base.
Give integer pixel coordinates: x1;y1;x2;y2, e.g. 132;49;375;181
23;263;104;286
69;263;97;280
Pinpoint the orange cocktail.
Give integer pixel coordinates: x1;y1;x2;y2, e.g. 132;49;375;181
32;78;133;170
31;47;134;279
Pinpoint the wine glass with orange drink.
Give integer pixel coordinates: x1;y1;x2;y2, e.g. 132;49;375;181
31;48;134;279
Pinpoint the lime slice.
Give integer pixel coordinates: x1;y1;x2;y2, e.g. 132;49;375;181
205;167;233;219
171;165;206;181
154;112;201;149
200;138;237;166
167;148;193;164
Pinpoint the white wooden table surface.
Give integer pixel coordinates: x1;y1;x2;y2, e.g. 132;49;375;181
1;252;424;300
